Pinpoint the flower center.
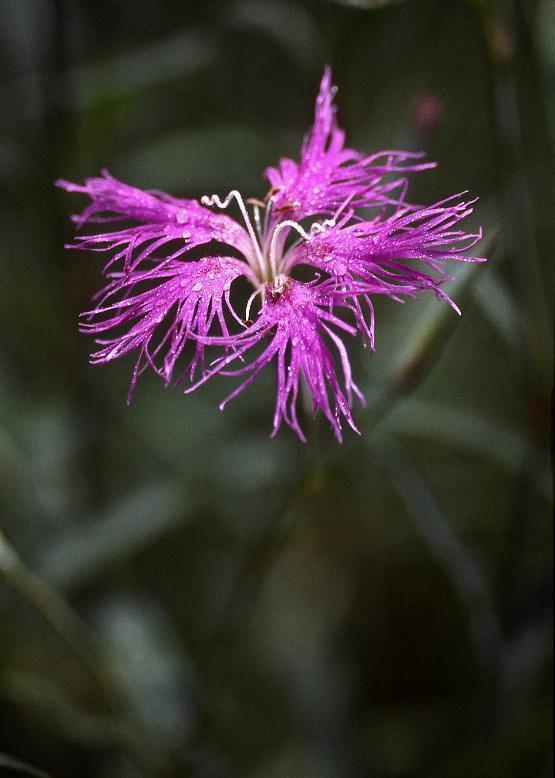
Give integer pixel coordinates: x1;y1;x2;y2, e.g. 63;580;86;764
268;274;290;298
201;189;354;318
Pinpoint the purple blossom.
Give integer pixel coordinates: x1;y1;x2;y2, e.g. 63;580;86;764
58;67;484;441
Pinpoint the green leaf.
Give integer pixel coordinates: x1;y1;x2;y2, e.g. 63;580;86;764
387;262;483;396
122;125;276;193
63;31;215;111
37;482;188;591
377;437;503;674
364;233;500;417
381;398;550;500
230;0;321;68
473;269;523;348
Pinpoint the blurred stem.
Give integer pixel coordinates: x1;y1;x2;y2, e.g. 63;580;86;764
375;234;500;423
200;438;325;684
379;438;503;674
478;0;553;634
377;436;507;739
0;530;117;706
480;0;552;377
0;752;51;778
379;433;552;730
0;530;156;771
193;440;330;746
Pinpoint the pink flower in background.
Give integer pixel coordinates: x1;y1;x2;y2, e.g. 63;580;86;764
58;67;484;441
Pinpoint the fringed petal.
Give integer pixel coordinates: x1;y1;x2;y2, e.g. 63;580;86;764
80;256;247;402
187;280;364;442
292;193;483;314
264;67;434;221
57;170;253;273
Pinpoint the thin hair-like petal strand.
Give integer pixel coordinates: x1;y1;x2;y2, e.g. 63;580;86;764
56;171;253;274
265;67;435;221
80;257;247;402
187;280;364;442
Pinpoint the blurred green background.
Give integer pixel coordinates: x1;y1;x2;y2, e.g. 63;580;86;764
0;0;552;776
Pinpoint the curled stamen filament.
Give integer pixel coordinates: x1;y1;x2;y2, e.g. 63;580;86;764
281;196;357;273
244;286;265;322
269;216;339;276
202;190;266;280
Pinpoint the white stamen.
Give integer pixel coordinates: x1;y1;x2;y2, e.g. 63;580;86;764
263;198;273;239
201;190;266;279
252;204;262;239
269;215;339;276
275;195;358;274
244;287;263;322
201;192;357;289
268;221;295;278
310;218;336;236
271;274;289;295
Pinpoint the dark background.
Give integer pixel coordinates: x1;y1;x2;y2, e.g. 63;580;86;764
0;0;552;776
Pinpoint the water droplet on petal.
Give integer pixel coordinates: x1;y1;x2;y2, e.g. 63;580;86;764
176;210;188;224
193;282;203;292
335;262;346;276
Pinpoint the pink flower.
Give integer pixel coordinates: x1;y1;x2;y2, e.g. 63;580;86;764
58;67;484;441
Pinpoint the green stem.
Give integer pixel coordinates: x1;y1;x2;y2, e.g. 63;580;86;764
0;530;156;771
0;530;116;707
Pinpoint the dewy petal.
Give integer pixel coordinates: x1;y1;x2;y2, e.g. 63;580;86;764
264;67;434;221
187;280;364;442
291;193;484;314
80;256;247;403
56;170;253;273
